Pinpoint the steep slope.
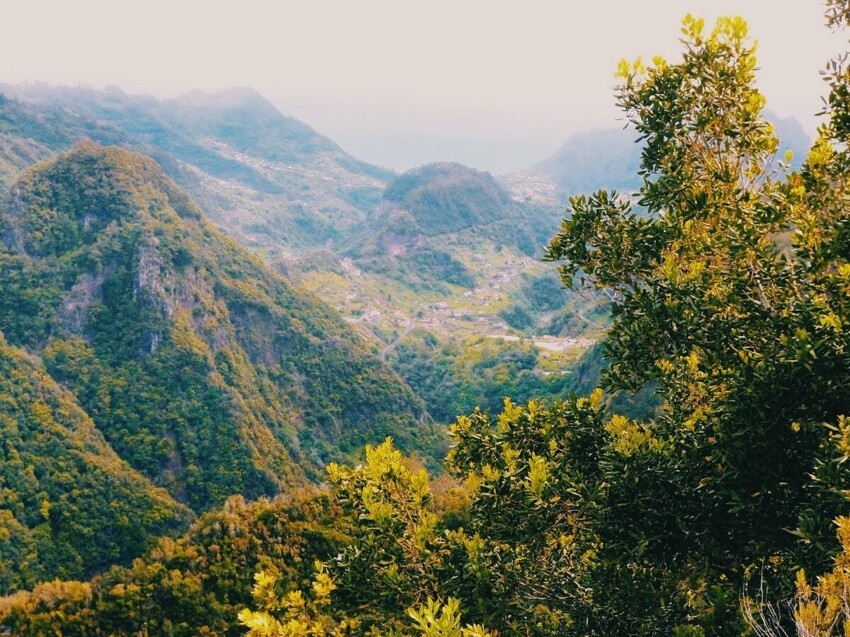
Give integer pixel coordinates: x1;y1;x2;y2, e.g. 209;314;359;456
294;163;598;422
0;88;598;427
167;87;385;175
0;143;438;516
0;332;191;594
0;85;392;252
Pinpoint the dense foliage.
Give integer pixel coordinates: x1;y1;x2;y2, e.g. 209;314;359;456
543;13;850;634
239;9;850;636
233;398;619;636
0;490;346;635
561;342;660;421
0;333;189;594
387;331;573;424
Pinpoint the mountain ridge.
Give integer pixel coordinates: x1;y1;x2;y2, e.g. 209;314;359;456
0;143;441;593
0;84;394;252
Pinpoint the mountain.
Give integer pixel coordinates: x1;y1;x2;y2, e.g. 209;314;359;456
293;163;601;421
0;86;597;433
520;127;643;200
0;85;393;253
516;111;812;202
0;144;438;523
341;162;562;291
0;331;191;594
382;162;519;235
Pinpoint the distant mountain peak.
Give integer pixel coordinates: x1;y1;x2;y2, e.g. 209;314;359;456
381;161;511;234
169;86;282;119
523;112;812;200
0;82;396;249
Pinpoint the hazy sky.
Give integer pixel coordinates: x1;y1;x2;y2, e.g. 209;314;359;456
1;1;844;172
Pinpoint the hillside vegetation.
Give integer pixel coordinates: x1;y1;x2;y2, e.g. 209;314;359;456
0;85;391;252
0;489;346;636
0;332;190;593
0;89;598;423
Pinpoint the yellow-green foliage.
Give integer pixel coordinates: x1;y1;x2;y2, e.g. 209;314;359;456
545;9;850;635
326;438;448;621
0;141;451;605
794;517;850;635
257;399;613;636
9;6;850;636
238;567;346;637
0;580;92;634
0;489;348;635
407;598;494;637
239;566;495;637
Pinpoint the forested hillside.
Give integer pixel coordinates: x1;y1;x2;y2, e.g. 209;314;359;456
0;490;347;635
0;143;441;593
301;162;601;420
342;162;559;289
6;4;850;635
3;9;844;637
0;332;190;593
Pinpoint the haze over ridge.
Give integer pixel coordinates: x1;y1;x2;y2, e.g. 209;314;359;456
0;0;841;172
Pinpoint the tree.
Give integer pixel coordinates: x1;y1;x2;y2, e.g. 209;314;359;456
545;12;850;635
237;440;495;637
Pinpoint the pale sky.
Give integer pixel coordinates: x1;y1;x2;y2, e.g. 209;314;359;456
1;1;844;172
